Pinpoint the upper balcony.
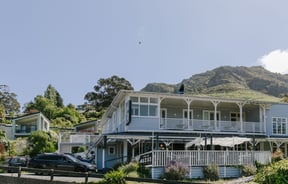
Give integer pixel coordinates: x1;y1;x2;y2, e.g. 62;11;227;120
103;116;265;135
160;118;264;134
101;92;268;135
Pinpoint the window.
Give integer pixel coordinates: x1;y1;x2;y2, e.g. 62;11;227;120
149;105;157;116
140;105;148;116
203;111;220;120
140;97;148;103
108;146;115;155
230;112;245;121
130;97;138;102
132;104;139;116
272;117;287;135
130;96;158;117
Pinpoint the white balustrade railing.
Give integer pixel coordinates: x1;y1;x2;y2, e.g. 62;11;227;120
159;118;264;133
105;117;264;134
147;150;271;167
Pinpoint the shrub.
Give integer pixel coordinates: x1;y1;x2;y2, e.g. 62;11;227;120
254;159;288;184
272;148;284;162
0;153;7;162
120;160;139;174
254;160;265;171
112;162;123;170
241;165;257;177
203;165;219;181
162;160;189;181
137;164;151;178
103;169;126;184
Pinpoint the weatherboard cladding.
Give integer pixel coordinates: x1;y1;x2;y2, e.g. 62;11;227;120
219;167;241;178
150;166;240;179
266;104;288;136
189;167;203;179
127;117;158;131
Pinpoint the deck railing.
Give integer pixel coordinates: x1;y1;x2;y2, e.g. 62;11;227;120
104;116;265;134
138;150;271;167
160;118;264;133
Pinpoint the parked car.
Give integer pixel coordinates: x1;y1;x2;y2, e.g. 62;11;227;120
6;156;28;173
8;156;28;167
64;152;95;164
28;153;97;173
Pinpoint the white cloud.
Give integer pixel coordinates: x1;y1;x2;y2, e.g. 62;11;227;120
258;49;288;74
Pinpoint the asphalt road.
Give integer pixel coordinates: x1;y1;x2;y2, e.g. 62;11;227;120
0;173;103;183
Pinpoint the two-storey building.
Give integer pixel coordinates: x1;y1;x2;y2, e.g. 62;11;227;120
12;112;50;139
95;90;287;178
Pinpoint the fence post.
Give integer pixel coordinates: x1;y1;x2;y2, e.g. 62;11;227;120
85;172;89;184
18;166;21;178
50;169;54;181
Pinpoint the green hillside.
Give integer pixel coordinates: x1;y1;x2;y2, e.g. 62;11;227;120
141;66;288;102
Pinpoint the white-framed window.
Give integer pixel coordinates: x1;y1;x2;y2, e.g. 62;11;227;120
130;96;158;117
230;112;245;121
272;117;287;135
108;146;115;155
203;110;220;121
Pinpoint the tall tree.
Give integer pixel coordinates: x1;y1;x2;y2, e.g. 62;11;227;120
84;75;134;111
54;103;86;125
0;85;20;115
24;95;57;120
44;84;64;107
24;94;86;127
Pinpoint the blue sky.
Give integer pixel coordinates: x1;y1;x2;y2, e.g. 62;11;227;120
1;1;288;109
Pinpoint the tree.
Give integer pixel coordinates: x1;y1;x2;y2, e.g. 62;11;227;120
0;85;20;115
25;130;58;157
53;103;86;126
44;84;64;107
24;94;86;127
84;75;134;111
0;105;5;123
24;95;57;120
0;105;11;124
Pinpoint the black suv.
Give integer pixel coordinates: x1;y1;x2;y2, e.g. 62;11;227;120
28;153;97;172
